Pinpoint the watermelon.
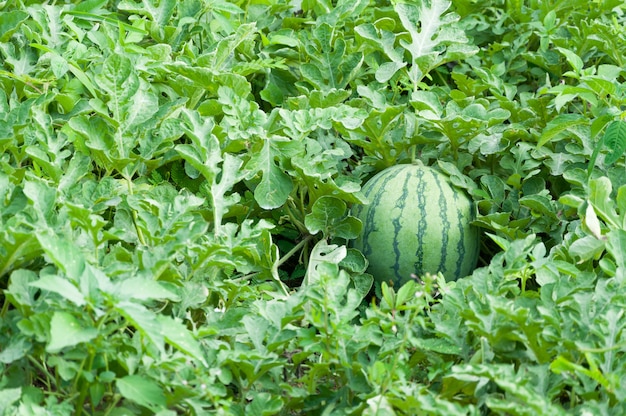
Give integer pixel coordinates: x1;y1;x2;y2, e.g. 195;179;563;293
352;162;479;287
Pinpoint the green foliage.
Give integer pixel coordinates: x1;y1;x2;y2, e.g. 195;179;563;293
2;0;626;414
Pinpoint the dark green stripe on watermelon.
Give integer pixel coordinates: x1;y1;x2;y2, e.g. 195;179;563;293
414;167;427;278
434;171;451;273
352;163;479;287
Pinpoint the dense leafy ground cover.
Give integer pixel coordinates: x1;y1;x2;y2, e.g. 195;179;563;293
2;0;626;414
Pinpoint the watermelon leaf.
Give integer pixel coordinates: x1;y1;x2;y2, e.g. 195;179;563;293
537;114;588;149
0;10;29;42
303;239;346;287
601;120;626;165
305;195;362;240
395;0;477;85
588;177;620;229
245;137;293;210
246;392;284;415
47;312;97;353
606;229;626;275
354;23;406;83
556;47;584;77
116;375;166;411
299;23;364;91
156;315;208;367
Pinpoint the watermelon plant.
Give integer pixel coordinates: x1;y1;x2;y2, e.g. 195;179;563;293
1;0;626;415
352;162;479;287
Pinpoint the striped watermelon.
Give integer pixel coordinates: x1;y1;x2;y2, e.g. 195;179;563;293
352;162;479;287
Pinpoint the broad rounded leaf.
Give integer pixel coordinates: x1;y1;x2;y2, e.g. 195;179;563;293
117;375;166;410
305;196;347;235
47;312;97;353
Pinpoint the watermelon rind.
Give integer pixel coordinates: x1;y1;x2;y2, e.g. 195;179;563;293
352;163;480;287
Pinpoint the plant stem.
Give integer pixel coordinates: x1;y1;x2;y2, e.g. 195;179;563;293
28;354;56;389
124;175;146;246
74;349;95;415
277;235;315;268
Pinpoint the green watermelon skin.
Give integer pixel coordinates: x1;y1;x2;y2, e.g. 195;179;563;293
352;163;480;287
